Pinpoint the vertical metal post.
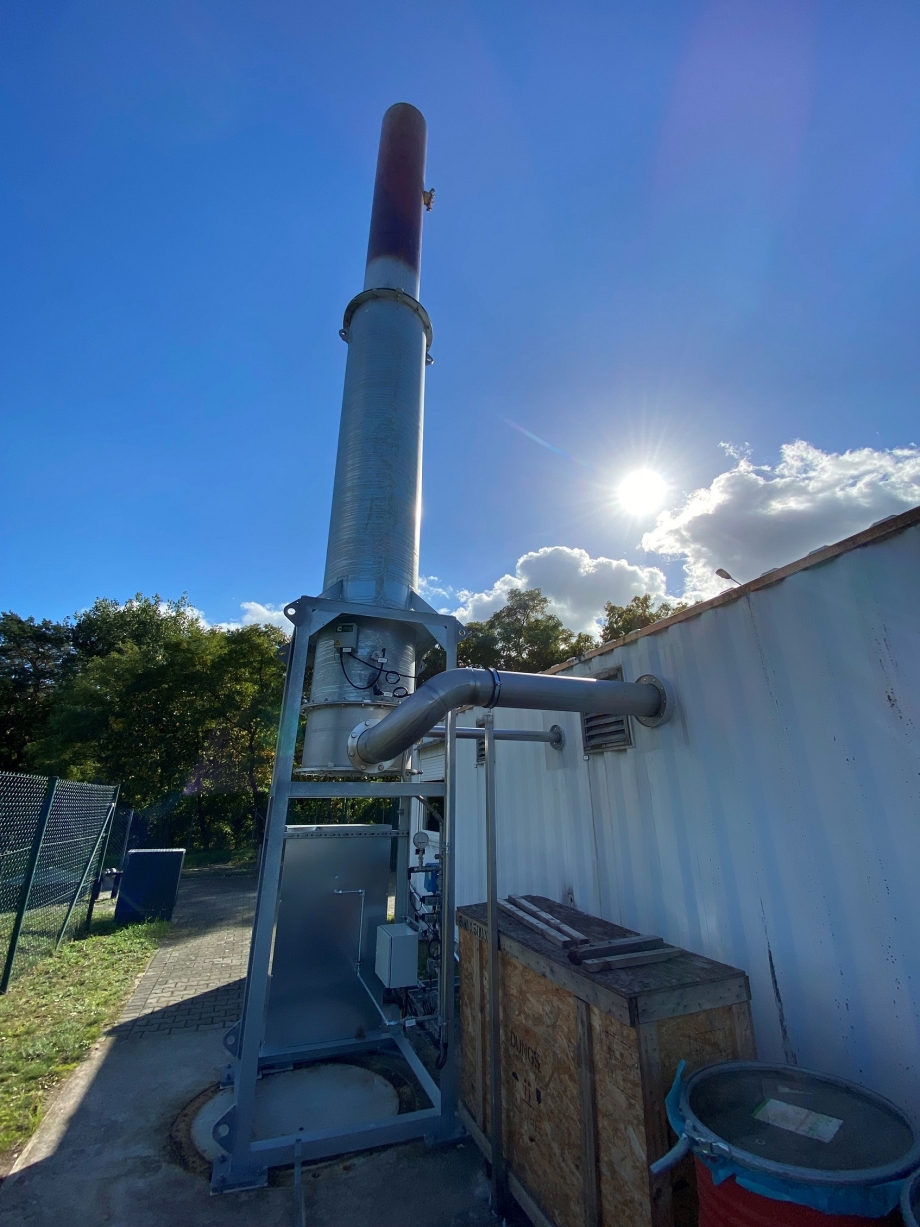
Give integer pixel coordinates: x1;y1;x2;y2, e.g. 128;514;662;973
483;710;507;1213
60;790;118;947
434;623;459;1136
118;808;135;870
394;797;410;921
1;776;57;993
83;786;120;934
220;614;310;1189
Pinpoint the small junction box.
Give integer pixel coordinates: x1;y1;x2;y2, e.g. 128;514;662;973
375;922;419;988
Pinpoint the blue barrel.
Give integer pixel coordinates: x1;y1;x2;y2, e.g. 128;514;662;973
655;1061;920;1221
114;848;185;923
902;1169;920;1226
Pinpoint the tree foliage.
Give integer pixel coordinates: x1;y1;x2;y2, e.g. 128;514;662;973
1;596;285;850
598;594;688;645
0;614;74;772
420;587;598;680
459;589;596;672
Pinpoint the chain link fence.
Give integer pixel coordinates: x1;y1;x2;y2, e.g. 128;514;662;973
0;770;119;990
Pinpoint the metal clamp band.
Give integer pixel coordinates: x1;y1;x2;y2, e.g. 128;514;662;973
339;287;433;353
486;668;502;709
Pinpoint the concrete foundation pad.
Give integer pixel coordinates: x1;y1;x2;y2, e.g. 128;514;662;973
192;1063;400;1161
0;1028;513;1227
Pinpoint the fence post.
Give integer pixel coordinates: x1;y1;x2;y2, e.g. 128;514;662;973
83;788;121;934
1;776;58;993
118;808;134;870
59;788;119;948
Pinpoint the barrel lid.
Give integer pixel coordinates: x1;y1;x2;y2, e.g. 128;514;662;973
681;1062;920;1186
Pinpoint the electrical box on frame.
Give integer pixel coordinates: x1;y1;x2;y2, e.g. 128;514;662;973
376;922;419;988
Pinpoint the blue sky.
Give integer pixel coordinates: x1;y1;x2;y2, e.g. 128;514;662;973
3;1;920;632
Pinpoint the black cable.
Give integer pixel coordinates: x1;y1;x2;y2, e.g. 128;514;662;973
348;652;418;684
338;652;383;691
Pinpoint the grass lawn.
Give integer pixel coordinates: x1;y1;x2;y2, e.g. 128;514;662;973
0;908;168;1171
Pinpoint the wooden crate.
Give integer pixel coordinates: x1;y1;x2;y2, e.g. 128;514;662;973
458;897;756;1227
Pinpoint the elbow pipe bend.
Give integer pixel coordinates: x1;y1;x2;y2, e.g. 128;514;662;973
347;667;673;772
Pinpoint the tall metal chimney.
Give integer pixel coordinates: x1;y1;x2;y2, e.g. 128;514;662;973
301;103;431;772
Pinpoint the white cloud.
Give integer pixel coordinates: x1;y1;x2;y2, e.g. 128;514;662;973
215;601;291;632
205;442;920;642
451;546;669;634
643;440;920;600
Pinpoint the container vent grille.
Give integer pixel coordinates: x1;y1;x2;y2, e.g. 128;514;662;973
582;666;633;753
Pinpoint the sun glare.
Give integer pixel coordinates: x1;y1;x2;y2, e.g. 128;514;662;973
617;469;667;516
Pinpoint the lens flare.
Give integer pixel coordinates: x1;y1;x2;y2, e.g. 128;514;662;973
617;469;667;516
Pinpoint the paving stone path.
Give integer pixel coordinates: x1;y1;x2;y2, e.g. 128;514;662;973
114;874;256;1038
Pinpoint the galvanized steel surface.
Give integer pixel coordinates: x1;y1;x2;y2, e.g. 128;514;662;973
303;107;429;769
426;524;920;1117
322;296;427;606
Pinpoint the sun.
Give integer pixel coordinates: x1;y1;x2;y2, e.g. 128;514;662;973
617;469;667;516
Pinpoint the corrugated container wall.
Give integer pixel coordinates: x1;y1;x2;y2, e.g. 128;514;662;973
417;519;920;1117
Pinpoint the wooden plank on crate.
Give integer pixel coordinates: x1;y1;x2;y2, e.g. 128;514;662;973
509;895;589;945
569;935;664;964
499;899;581;948
509;1172;558;1227
635;976;751;1024
581;947;679;973
458;1102;558;1227
575;998;601;1227
472;934;485;1124
730;999;758;1059
636;1020;674;1227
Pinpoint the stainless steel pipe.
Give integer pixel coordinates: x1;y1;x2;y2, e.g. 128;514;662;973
347;667;672;771
423;725;565;747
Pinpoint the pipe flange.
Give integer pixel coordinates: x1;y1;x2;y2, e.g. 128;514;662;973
340;287;433;353
634;674;675;727
347;718;396;773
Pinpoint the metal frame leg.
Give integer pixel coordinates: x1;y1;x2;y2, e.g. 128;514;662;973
483;710;507;1212
213;621;311;1192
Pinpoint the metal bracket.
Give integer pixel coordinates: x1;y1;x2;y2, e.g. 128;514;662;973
222;1020;241;1057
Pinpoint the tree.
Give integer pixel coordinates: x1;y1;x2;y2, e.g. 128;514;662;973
0;613;73;771
204;625;286;845
31;623;221;832
469;589;596;672
419;588;596;681
28;595;286;848
598;594;688;645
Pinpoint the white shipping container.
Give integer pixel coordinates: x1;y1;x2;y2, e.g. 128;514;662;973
431;509;920;1119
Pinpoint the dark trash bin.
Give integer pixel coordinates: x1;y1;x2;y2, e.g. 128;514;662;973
653;1060;920;1222
114;848;185;923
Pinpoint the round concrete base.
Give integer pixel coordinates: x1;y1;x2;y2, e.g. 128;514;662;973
192;1063;400;1161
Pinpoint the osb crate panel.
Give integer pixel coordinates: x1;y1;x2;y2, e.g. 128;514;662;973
458;897;756;1227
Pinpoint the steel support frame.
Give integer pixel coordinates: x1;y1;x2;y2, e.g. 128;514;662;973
212;593;461;1193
